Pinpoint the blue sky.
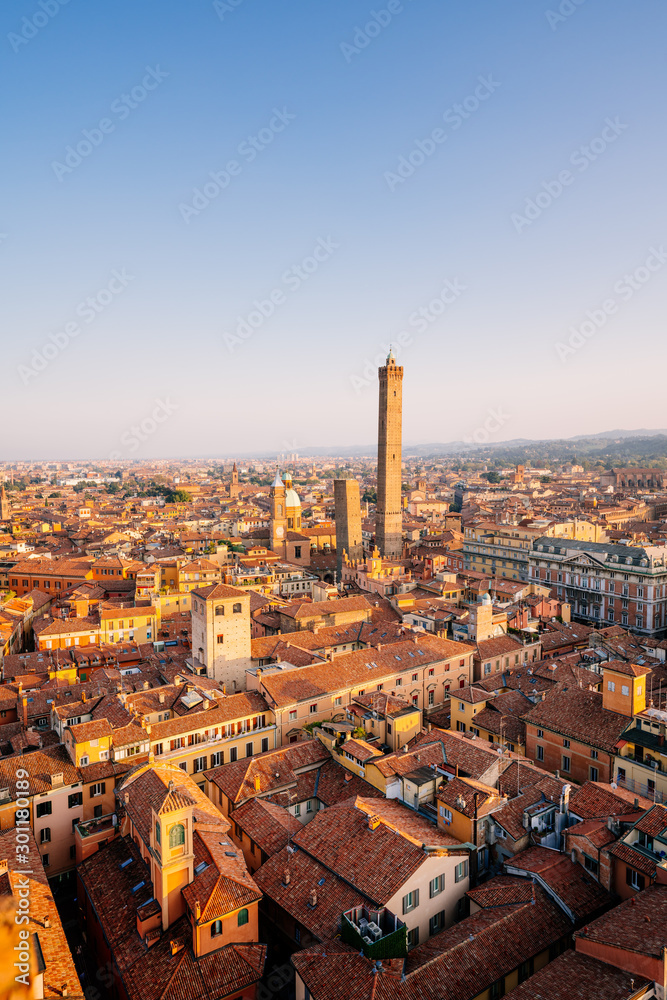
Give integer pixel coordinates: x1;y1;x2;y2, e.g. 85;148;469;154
2;0;666;460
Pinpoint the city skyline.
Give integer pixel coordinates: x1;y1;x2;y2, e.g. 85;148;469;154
2;0;667;459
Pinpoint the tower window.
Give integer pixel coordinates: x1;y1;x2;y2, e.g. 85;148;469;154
169;824;185;849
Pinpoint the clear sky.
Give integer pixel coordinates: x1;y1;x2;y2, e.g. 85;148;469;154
2;0;666;460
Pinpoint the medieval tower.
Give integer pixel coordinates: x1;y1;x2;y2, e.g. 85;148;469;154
334;478;363;578
376;350;403;559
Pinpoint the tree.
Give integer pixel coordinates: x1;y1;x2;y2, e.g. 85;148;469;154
106;483;121;494
48;492;61;498
482;471;502;484
73;482;86;493
362;489;377;503
166;489;192;503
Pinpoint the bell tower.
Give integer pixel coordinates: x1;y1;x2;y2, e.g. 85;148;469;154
270;470;287;556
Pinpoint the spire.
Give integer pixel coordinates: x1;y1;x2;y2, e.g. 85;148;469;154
272;469;283;489
386;346;396;364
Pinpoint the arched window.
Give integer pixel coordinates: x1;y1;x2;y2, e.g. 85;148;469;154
211;920;222;938
237;908;249;927
233;603;242;614
277;504;283;516
169;823;185;849
215;605;225;616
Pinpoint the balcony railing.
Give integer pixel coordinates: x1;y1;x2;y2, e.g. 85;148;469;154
76;813;117;838
616;773;664;804
155;722;276;763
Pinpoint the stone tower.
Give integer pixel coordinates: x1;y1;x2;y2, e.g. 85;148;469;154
376;350;403;559
334;479;363;578
269;469;287;556
0;484;10;522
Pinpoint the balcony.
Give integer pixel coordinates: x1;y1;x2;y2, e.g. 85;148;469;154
76;813;117;838
156;722;276;763
616;773;664;804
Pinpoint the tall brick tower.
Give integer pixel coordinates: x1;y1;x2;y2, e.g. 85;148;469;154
376;349;403;559
334;479;363;578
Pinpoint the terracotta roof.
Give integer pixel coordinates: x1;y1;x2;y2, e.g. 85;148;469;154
293;886;570;1000
505;848;614;921
205;738;329;804
231;797;302;856
254;844;370;942
574;883;667;959
503;949;650;1000
523;688;630;754
0;828;81;999
291;796;460;904
569;781;654;820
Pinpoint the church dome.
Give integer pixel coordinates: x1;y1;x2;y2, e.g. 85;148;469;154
285;488;301;508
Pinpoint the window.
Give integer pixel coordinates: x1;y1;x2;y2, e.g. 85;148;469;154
90;782;106;797
68;792;82;808
211;920;222;937
455;860;468;883
261;738;269;753
289;710;297;722
233;603;242;614
584;854;599;876
428;690;435;706
217;635;224;644
93;805;103;818
42;853;50;867
155;822;161;844
210;751;223;767
230;747;237;762
294;546;301;559
429;874;445;898
622;685;630;697
306;799;313;813
428;668;434;677
402;889;419;914
395;678;402;686
80;755;89;767
429;910;445;935
626;868;645;891
518;958;534;984
562;756;571;773
40;828;51;844
334;697;342;707
537;729;544;739
407;927;419;949
194;756;208;773
169;824;185;849
245;742;253;758
591;749;598;760
439;806;452;823
237;908;249;926
294;803;301;817
36;801;52;818
590;766;599;782
563;739;570;748
607;680;615;692
215;605;225;616
294;925;301;944
459;702;465;712
309;704;318;714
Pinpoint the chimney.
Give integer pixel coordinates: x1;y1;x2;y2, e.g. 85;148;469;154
254;775;261;792
309;889;318;907
159;693;165;704
43;915;50;928
82;691;87;703
194;901;201;921
21;696;28;729
62;986;68;998
283;869;291;886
